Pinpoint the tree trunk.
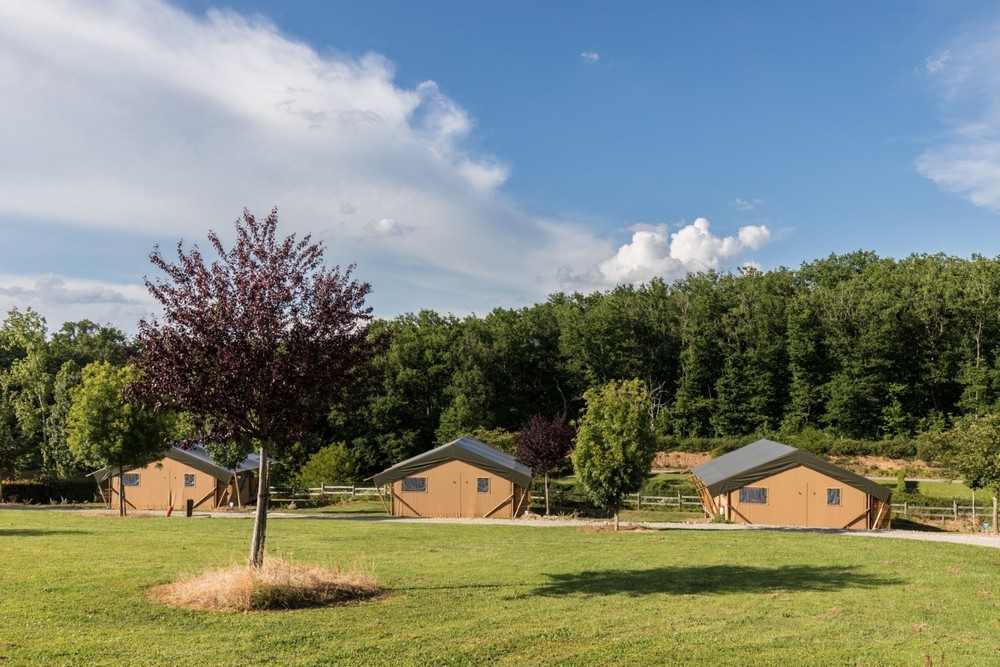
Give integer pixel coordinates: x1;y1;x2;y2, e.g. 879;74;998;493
248;445;269;568
993;493;998;535
544;472;550;516
118;464;126;518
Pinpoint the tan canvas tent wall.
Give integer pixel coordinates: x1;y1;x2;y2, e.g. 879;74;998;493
92;445;261;511
371;436;532;518
689;439;892;530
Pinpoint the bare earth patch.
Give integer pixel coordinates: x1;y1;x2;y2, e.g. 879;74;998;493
653;451;710;469
148;558;384;612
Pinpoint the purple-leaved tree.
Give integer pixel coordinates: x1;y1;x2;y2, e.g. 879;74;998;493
514;413;575;515
130;208;373;567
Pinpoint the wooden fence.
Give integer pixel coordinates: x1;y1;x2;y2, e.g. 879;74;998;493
892;500;996;525
269;485;381;504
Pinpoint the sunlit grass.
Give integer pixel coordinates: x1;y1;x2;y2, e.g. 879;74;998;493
2;509;998;666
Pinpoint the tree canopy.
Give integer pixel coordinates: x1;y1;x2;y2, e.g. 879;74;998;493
131;208;374;565
573;379;657;527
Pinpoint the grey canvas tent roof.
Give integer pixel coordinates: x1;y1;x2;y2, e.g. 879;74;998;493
689;439;892;502
371;436;532;487
91;444;264;484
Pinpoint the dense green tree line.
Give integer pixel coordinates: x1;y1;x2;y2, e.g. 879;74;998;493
8;250;1000;483
332;251;1000;476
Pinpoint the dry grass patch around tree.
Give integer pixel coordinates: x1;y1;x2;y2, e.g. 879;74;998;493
148;557;384;612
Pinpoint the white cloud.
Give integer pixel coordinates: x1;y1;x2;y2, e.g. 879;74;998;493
0;1;779;328
565;218;772;287
925;50;951;74
0;274;156;330
730;197;765;211
580;51;600;63
918;24;1000;211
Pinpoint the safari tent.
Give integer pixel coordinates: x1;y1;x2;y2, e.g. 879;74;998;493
689;439;892;530
93;445;262;512
371;436;532;518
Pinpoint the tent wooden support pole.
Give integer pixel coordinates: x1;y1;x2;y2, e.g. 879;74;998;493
729;506;752;524
872;500;889;530
97;482;108;508
840;511;869;530
689;472;717;516
375;484;390;515
193;489;216;509
484;493;514;518
392;492;422;517
512;488;528;517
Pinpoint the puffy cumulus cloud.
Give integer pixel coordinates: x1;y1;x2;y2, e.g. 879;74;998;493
567;218;771;288
580;51;600;63
917;23;1000;211
0;274;156;330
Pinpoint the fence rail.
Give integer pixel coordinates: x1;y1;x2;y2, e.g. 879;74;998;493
269;485;381;503
892;501;996;522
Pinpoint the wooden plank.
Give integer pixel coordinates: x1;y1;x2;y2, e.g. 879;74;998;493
483;493;514;518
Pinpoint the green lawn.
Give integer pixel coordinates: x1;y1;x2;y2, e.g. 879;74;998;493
2;509;998;666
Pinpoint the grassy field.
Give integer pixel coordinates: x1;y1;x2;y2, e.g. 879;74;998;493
3;509;997;666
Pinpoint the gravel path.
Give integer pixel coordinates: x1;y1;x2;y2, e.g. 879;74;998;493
10;506;1000;549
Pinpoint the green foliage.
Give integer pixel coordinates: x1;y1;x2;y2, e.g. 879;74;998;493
0;478;97;503
295;442;360;487
572;379;657;514
466;427;516;455
947;415;1000;494
65;362;172;472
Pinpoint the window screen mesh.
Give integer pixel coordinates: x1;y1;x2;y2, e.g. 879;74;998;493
401;477;427;492
738;487;767;504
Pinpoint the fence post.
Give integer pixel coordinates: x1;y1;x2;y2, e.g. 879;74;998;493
953;500;958;520
636;492;641;510
351;485;356;498
903;502;907;517
677;491;681;509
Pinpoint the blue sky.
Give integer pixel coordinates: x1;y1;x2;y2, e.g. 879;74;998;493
3;1;1000;333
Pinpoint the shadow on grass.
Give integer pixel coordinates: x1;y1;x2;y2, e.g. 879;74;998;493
0;528;89;536
528;564;903;597
888;518;948;533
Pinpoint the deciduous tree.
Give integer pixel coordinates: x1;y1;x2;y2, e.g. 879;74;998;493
131;208;373;566
66;362;172;516
572;379;656;529
514;413;575;515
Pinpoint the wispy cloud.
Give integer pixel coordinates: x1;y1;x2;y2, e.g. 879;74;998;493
0;274;156;329
917;23;1000;211
730;198;766;211
580;51;600;63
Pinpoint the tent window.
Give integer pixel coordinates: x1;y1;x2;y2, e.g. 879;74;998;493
739;487;767;504
477;478;490;493
401;477;427;493
184;474;196;487
827;488;841;506
122;473;140;487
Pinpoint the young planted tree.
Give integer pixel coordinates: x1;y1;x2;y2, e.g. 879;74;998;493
131;208;373;567
514;413;575;515
65;362;172;516
572;379;656;529
948;415;1000;533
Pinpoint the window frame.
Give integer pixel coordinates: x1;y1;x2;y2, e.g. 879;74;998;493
121;473;140;487
738;486;768;504
826;487;842;506
184;473;196;488
477;477;490;494
400;477;427;493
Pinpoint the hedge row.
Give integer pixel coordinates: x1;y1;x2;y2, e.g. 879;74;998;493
1;478;99;504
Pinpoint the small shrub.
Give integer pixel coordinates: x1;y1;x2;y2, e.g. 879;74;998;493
1;478;97;504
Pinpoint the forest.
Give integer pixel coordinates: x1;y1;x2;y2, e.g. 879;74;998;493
4;249;1000;482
